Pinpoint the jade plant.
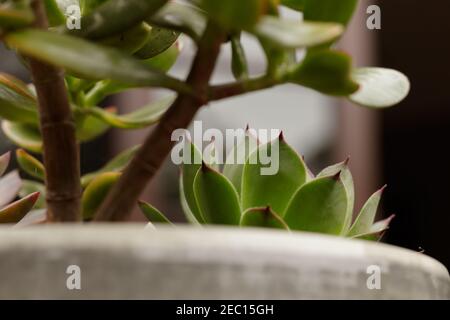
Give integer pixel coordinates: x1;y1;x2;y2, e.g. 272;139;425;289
139;131;394;240
0;0;409;228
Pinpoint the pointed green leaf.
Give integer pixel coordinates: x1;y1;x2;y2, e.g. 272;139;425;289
349;68;410;108
81;145;140;187
134;27;180;60
241;206;289;230
348;186;385;237
19;180;46;209
242;135;307;215
223;128;259;194
304;0;358;26
0;192;40;224
138;201;173;224
0;171;22;208
0;152;10;177
1;121;42;153
179;175;200;224
67;0;168;39
5;30;191;94
254;16;343;49
193;164;241;225
203;141;220;171
181;142;204;223
82;172;121;220
288;50;359;96
86;96;174;129
16;149;45;181
318;159;354;234
352;215;395;241
284;174;348;235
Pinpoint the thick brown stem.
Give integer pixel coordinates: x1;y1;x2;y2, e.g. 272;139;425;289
95;22;225;221
28;0;81;222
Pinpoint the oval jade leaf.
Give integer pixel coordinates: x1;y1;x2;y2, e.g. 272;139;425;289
349;68;410;108
241;134;307;216
0;170;22;208
193;164;241;226
67;0;168;40
81;145;139;187
75;110;111;143
16;149;45;181
99;22;152;54
82;172;121;220
223;128;259;195
1;121;43;153
86;96;174;129
241;207;289;230
284;175;348;235
254;16;343;49
134;27;180;60
288;50;359;96
5;30;190;93
0;192;40;224
0;151;11;176
181;142;204;223
138;201;173;224
347;186;386;237
141;41;181;72
317;159;354;234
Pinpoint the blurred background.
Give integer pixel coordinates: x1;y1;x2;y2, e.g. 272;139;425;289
1;1;449;269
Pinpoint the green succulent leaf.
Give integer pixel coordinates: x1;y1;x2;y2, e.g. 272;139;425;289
231;34;249;81
44;0;66;26
348;186;385;237
138;201;173;224
179;175;200;224
0;151;10;176
134;27;180;60
241;135;307;215
284;174;348;235
349;68;411;108
67;0;168;39
74;109;111;142
81;145;140;187
0;191;40;224
254;16;343;50
19;180;46;209
16;149;45;181
0;0;34;29
193;163;241;225
99;22;152;54
241;206;289;230
288;50;359;96
352;215;395;241
318;159;354;234
223;128;259;194
203;141;220;171
304;0;358;26
86;96;174;129
0;170;22;208
141;41;181;72
79;0;108;16
82;172;120;220
1;121;43;153
5;30;191;94
281;0;304;11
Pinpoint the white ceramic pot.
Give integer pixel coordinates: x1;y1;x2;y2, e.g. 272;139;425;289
0;224;448;299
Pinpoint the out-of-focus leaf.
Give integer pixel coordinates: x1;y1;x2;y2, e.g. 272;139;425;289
81;145;140;187
348;186;386;237
284;175;348;235
16;149;45;181
349;68;410;108
318;159;354;234
0;192;40;224
82;172;120;220
304;0;358;26
288;50;359;96
0;0;34;29
148;1;206;41
0;151;10;176
241;206;289;230
254;16;343;49
193;164;241;225
223;128;259;194
19;180;46;209
134;27;179;60
44;0;66;26
241;135;307;216
0;170;22;208
100;22;152;54
79;0;107;16
281;0;304;11
138;201;173;224
86;96;174;129
1;121;42;153
0;73;35;100
6;30;191;94
231;34;249;80
67;0;168;39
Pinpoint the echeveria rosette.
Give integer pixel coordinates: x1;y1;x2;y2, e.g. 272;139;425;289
0;152;41;224
139;131;393;241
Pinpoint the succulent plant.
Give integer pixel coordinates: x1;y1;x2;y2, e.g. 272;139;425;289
139;130;394;241
0;151;41;224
